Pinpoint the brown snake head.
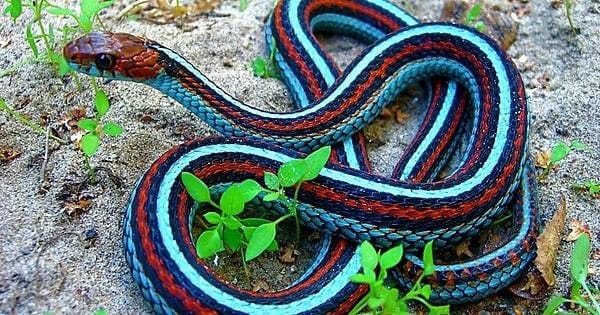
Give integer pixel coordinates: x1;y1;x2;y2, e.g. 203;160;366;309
64;32;163;81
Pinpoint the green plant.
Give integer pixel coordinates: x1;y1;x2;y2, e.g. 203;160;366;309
181;146;331;275
93;308;108;315
465;3;486;32
565;0;579;34
239;0;249;11
3;0;121;181
3;0;115;75
76;84;123;183
349;241;450;315
572;180;600;197
541;140;589;179
0;98;68;144
544;233;600;315
249;39;279;79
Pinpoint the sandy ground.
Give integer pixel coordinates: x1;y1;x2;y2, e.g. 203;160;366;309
0;0;599;314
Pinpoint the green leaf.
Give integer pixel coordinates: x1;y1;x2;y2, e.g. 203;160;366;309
25;24;39;58
263;192;280;202
195;229;223;258
466;3;482;24
543;296;570;315
266;239;279;251
223;228;243;252
57;55;72;76
428;305;451;315
239;0;249;11
571;233;591;285
278;159;307;187
362;268;376;284
220;185;245;216
359;241;378;271
302;146;331;181
77;118;97;132
550;142;569;164
45;6;77;17
242;226;255;240
570;140;589;151
94;89;109;118
222;216;242;230
251;57;267;78
79;13;92;32
349;273;370;284
379;244;403;270
9;0;22;19
80;133;100;156
382;288;399;312
181;172;212;203
237;179;262;202
203;212;221;225
367;295;385;311
245;222;276;261
240;218;272;227
422;241;435;276
103;122;123;136
93;308;108;315
264;171;280;190
420;284;432;299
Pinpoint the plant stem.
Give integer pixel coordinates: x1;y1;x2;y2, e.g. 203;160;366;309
84;155;97;184
34;1;53;53
348;291;371;315
240;250;250;282
292;183;302;244
0;98;68;144
582;283;600;313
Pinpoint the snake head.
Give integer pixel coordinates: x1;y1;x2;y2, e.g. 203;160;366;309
64;32;163;82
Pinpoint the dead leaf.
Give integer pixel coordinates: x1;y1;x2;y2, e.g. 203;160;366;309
395;110;410;124
454;240;474;258
534;195;567;286
62;199;92;217
507;269;549;301
535;150;551;169
379;108;393;120
131;0;223;24
566;220;591;242
58;107;87;131
0;38;11;48
279;245;297;264
0;145;21;163
252;279;270;292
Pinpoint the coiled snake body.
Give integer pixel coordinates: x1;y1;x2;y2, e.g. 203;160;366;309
64;0;538;313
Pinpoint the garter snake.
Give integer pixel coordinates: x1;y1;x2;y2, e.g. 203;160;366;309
64;0;539;313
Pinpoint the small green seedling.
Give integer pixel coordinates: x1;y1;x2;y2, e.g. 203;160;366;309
3;0;115;76
0;98;68;144
4;0;123;182
544;233;600;315
182;146;331;275
249;39;280;79
572;180;600;197
565;0;579;34
465;3;486;33
77;85;123;182
239;0;249;11
349;241;450;315
541;140;589;179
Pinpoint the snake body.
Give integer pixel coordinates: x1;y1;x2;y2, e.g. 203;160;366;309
64;0;539;313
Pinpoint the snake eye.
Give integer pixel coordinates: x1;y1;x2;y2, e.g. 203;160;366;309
95;53;116;70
